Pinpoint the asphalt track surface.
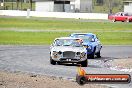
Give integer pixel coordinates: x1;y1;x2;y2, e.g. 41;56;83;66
0;45;132;88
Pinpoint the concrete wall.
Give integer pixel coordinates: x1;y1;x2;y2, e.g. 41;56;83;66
35;0;92;13
54;4;63;12
74;0;80;12
80;0;92;13
54;4;72;12
35;1;54;12
0;10;108;19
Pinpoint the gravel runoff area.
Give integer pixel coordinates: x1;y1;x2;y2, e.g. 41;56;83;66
112;57;132;69
0;58;132;88
0;71;108;88
0;45;132;88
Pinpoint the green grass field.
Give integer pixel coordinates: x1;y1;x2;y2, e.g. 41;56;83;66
0;17;132;45
0;17;132;31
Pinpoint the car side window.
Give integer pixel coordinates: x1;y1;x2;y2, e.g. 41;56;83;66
121;13;123;16
124;13;128;16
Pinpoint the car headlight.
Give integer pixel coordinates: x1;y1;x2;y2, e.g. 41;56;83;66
53;51;58;58
52;51;62;58
81;52;86;58
83;45;92;50
87;45;92;50
58;51;62;55
76;52;80;55
83;45;88;48
53;51;58;56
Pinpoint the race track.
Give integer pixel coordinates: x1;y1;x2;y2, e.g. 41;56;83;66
0;45;132;88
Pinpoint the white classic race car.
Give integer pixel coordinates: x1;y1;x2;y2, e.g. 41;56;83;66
50;37;88;67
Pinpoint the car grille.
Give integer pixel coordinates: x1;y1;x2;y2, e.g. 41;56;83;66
63;51;75;58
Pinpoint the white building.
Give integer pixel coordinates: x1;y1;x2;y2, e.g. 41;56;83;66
33;0;92;13
123;1;132;13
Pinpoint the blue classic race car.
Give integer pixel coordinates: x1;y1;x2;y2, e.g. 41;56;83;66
70;33;102;59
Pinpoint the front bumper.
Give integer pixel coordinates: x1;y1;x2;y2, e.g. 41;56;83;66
52;57;87;63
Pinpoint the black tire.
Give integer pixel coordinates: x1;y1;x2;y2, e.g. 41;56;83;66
50;57;56;65
81;59;88;67
89;47;96;59
96;51;101;58
57;61;61;65
90;53;95;59
126;18;130;22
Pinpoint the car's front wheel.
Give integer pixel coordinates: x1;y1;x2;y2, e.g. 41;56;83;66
81;59;88;67
125;18;130;22
88;47;96;59
50;57;56;65
112;18;116;22
96;51;101;58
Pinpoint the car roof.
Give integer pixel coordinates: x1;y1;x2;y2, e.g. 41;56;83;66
55;37;81;40
71;33;95;36
116;12;130;14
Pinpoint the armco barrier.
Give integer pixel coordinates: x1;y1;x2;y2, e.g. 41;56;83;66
0;10;108;19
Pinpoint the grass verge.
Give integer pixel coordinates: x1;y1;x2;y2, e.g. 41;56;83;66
0;17;132;45
0;31;132;45
0;17;132;31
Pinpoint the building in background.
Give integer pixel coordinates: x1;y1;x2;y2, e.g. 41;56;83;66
123;0;132;13
33;0;92;13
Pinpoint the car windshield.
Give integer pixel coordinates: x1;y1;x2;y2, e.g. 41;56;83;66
72;34;94;42
54;39;83;47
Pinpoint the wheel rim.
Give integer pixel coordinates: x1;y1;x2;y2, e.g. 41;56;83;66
126;19;129;22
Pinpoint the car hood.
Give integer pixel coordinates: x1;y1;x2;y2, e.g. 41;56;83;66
51;46;86;52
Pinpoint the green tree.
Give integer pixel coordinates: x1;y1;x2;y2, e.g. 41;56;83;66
16;0;19;10
96;0;104;5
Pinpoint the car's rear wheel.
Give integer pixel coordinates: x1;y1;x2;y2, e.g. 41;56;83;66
81;59;88;67
50;57;56;65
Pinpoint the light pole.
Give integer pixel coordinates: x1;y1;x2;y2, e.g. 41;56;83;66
21;0;22;10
